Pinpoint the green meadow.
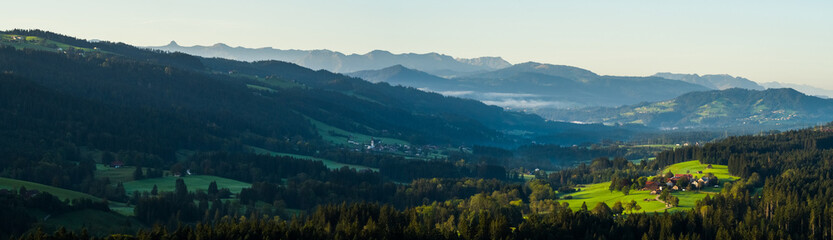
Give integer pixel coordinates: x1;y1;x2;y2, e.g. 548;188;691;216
559;182;668;213
0;177;137;216
249;146;379;172
662;160;740;182
307;116;410;147
559;160;737;213
0;177;100;201
0;34;104;53
122;175;251;196
95;164;138;183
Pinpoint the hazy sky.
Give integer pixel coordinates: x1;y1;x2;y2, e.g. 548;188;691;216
2;0;832;88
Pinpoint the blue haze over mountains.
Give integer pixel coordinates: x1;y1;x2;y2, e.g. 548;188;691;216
151;42;833;130
154;41;511;76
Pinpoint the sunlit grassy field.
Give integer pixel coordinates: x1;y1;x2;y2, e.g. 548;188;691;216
663;160;740;182
559;160;737;213
559;182;667;213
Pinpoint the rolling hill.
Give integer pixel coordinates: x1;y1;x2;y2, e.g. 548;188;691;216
546;88;833;130
0;29;639;155
654;72;833;99
761;81;833;99
349;62;711;109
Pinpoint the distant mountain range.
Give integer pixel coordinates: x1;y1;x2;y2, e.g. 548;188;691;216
348;63;711;109
652;72;765;90
0;29;647;151
653;72;833;99
152;41;833;108
349;64;453;87
760;82;833;99
150;41;510;76
545;88;833;130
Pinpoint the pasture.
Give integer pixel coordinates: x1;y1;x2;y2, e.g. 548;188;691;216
558;182;667;213
249;146;378;172
662;160;740;182
558;160;737;213
0;177;100;201
122;175;251;196
307;117;410;147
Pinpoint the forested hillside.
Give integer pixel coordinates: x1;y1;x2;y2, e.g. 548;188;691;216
348;62;710;109
2;29;640;148
548;88;833;131
8;122;833;239
4;30;833;240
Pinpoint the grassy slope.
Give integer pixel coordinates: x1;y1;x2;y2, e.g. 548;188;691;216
0;177;100;201
559;182;667;213
307;116;410;147
246;84;277;92
122;175;251;197
108;201;136;216
662;160;740;182
95;164;137;183
250;146;379;172
560;160;737;213
0;177;137;216
0;34;102;53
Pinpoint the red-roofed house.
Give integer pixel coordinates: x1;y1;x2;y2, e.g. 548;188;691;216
110;160;124;168
643;181;659;191
675;174;693;179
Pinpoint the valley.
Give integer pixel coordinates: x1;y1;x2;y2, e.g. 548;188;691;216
1;29;832;240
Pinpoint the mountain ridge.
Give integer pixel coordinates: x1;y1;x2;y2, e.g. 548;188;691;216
1;29;635;149
150;42;511;75
349;63;711;110
546;87;833;130
653;72;765;90
761;81;833;98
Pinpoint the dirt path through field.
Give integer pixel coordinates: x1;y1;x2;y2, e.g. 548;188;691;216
655;195;672;210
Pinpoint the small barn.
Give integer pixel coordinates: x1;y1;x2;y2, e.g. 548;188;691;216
110;160;124;168
643;181;659;191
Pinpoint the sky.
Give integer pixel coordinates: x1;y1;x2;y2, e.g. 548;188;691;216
2;0;832;88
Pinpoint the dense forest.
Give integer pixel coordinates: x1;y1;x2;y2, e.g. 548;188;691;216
4;30;833;239
7;125;833;240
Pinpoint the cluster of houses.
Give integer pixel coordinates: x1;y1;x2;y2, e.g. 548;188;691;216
643;168;719;194
346;137;448;157
4;36;25;42
352;138;402;152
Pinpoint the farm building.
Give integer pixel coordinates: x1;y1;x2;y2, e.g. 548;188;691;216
110;160;124;168
643;181;659;191
674;174;693;179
